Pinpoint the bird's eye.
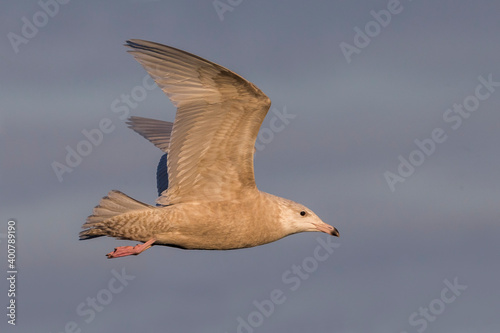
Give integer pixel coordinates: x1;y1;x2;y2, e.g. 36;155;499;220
300;211;306;216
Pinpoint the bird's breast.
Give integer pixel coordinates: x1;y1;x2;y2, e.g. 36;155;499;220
153;197;286;250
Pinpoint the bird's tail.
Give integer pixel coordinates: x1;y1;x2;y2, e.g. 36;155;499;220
79;190;154;240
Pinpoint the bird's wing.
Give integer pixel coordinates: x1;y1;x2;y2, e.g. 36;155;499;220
126;117;171;202
156;153;169;198
125;39;271;205
127;116;173;153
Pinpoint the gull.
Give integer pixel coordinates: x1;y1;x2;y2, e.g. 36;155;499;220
79;40;339;258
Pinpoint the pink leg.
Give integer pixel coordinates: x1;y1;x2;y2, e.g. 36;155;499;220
106;238;156;259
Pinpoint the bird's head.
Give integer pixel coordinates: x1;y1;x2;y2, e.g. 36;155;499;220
279;198;339;237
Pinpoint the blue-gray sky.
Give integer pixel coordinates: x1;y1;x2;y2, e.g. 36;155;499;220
1;0;499;332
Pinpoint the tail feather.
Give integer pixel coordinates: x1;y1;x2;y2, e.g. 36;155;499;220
80;190;153;240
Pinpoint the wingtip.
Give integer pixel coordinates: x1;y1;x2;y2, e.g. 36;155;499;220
125;116;134;128
124;39;145;50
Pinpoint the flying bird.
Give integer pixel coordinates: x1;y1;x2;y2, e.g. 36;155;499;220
80;40;339;258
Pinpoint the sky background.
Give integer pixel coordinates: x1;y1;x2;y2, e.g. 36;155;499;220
1;0;500;332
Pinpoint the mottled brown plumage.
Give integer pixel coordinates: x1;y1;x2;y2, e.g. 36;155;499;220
80;40;338;258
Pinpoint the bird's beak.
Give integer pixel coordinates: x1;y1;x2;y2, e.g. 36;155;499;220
314;222;339;237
